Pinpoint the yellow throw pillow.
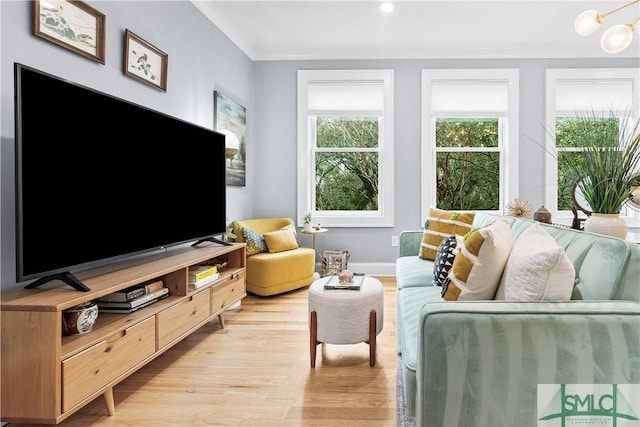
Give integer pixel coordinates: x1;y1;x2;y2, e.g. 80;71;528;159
263;229;299;253
418;208;475;260
442;220;513;301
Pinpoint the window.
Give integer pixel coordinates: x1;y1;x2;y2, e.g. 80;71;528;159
545;68;640;225
297;70;394;227
421;69;519;221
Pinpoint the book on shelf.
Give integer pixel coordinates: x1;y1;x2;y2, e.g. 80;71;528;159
98;292;169;313
97;287;169;309
323;273;365;290
188;265;218;283
188;273;220;290
98;279;164;302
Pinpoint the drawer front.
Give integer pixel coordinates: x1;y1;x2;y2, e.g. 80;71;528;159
62;316;155;412
157;290;210;348
211;271;246;315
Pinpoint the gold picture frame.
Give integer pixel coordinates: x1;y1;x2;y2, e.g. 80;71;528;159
124;29;168;92
33;0;106;64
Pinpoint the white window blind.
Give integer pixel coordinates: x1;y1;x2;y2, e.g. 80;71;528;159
555;80;633;113
308;82;384;112
431;80;508;114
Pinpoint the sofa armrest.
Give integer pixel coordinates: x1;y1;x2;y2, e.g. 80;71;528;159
399;230;423;257
415;300;640;427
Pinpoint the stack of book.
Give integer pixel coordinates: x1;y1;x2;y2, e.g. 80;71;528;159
97;280;169;313
188;264;219;290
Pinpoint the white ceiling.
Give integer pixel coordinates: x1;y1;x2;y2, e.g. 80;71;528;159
192;0;640;61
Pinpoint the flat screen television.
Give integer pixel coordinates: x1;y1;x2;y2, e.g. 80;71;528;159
14;63;228;291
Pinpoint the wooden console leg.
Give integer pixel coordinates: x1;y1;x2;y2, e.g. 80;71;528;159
218;313;226;329
103;387;115;416
369;310;377;367
310;311;318;368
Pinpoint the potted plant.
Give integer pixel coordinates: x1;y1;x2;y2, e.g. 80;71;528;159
303;211;313;232
556;110;640;238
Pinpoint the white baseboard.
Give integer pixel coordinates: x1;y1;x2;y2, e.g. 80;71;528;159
315;261;396;277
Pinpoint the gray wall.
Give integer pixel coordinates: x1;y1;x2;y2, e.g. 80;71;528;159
1;1;639;290
1;1;253;290
252;58;640;265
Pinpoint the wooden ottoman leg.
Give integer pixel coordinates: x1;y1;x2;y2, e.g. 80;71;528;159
310;310;318;368
369;310;377;367
103;387;115;415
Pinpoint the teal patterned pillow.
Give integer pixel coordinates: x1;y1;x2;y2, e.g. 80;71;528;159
242;227;267;256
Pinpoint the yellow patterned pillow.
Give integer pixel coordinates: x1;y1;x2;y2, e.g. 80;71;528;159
442;220;513;301
263;229;299;253
418;208;475;260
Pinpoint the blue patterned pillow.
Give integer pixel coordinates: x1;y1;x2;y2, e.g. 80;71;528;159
242;227;267;256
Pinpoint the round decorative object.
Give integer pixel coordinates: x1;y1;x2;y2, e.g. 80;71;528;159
571;178;592;215
629;186;640;212
505;198;534;219
338;269;354;283
583;213;628;239
63;301;98;335
533;205;552;224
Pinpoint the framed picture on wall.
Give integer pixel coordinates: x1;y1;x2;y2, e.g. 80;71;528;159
123;29;168;92
214;90;247;187
32;0;106;64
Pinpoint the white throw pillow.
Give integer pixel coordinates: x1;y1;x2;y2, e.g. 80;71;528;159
495;222;575;301
442;220;513;301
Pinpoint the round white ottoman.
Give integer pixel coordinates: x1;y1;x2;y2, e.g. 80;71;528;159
308;275;384;367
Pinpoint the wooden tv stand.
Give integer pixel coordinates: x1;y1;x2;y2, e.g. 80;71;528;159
0;242;246;425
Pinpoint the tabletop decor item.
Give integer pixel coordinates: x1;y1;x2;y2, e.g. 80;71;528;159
533;205;552;224
506;198;534;219
303;211;313;232
63;300;98;335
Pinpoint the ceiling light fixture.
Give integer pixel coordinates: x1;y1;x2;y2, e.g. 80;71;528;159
378;1;395;13
574;0;640;53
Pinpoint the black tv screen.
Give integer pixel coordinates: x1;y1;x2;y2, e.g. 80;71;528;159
15;63;227;288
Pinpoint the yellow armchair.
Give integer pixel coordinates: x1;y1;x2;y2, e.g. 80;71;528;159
232;218;315;296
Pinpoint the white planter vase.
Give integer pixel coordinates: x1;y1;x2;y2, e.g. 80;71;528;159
303;222;312;232
583;213;628;239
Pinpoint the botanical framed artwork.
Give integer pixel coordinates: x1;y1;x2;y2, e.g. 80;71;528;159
32;0;106;64
214;90;247;186
124;29;168;92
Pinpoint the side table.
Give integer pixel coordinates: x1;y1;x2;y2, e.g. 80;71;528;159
301;227;328;252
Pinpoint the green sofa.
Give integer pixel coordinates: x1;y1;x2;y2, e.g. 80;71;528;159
395;212;640;427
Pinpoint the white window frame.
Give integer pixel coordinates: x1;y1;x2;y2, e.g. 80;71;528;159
420;69;519;222
297;69;394;228
545;68;640;227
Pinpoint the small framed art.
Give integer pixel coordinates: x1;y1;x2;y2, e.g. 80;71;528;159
33;0;106;64
124;29;168;92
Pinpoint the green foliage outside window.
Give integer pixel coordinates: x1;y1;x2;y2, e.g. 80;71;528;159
555;117;619;211
315;116;379;211
435;118;500;210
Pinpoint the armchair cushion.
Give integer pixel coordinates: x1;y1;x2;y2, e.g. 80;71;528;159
242;227;268;256
263;229;299;253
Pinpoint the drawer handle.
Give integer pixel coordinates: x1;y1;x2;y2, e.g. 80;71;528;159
104;346;112;353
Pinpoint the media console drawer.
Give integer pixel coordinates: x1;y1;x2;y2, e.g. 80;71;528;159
157;289;210;348
211;271;246;315
62;316;155;412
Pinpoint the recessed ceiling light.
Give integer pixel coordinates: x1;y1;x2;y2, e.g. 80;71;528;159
379;1;395;13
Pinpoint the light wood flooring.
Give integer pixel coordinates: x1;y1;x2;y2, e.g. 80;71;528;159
8;277;398;427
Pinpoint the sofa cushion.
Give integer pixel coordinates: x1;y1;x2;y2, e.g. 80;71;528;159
419;208;475;260
433;234;463;288
495;222;575;301
442;220;512;301
263;229;299;253
396;256;435;290
242;227;268;256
